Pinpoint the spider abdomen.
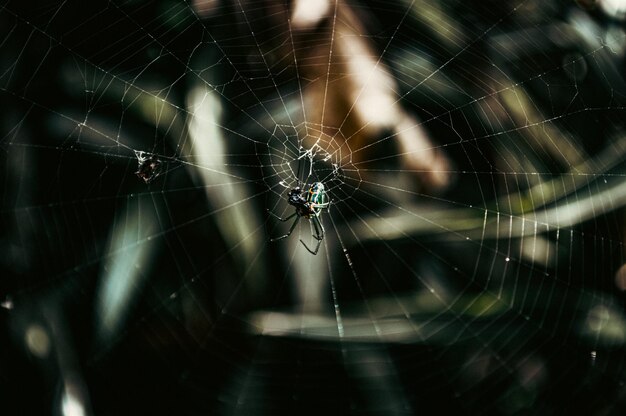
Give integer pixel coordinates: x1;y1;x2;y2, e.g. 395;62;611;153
307;182;327;215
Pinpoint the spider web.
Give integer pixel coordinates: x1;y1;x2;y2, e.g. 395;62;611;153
2;0;626;414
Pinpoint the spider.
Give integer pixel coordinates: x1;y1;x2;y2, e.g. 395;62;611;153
268;182;330;255
135;151;162;184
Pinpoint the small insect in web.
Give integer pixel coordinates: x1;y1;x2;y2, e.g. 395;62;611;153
268;152;331;255
134;150;162;184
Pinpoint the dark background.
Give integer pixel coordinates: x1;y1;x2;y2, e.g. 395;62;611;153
2;0;626;414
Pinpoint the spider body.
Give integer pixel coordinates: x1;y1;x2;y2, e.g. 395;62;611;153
135;151;162;184
289;182;327;218
269;182;330;255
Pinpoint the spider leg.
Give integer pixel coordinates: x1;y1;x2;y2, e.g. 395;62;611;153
312;214;324;240
267;209;297;222
270;215;300;242
300;215;324;255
